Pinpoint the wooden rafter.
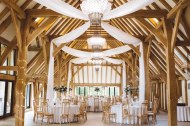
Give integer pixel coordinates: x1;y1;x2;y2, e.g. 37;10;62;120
1;0;25;19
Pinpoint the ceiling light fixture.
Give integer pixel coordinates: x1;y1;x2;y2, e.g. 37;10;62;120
80;0;111;25
87;35;106;49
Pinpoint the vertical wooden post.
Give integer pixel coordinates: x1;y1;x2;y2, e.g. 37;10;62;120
143;41;151;101
132;52;137;87
10;8;30;126
33;80;38;99
163;8;182;125
184;79;188;105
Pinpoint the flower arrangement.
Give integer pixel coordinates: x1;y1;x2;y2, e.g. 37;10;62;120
124;85;138;94
53;86;67;93
94;87;100;95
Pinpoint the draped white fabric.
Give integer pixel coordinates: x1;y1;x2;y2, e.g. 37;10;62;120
47;42;54;105
62;45;133;58
67;61;72;94
101;22;141;45
139;43;145;103
102;45;131;57
52;22;90;46
62;46;92;58
33;0;88;20
122;62;126;98
103;0;156;20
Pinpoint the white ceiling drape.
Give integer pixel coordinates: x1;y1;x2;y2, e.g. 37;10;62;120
33;0;88;20
102;45;132;57
47;42;54;105
62;45;133;58
101;22;141;45
103;0;156;20
52;21;90;46
62;46;92;58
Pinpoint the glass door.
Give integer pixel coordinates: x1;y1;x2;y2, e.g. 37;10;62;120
6;82;13;114
0;81;14;118
0;81;5;116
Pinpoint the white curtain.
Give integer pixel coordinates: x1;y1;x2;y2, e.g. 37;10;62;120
52;22;90;46
139;43;145;103
33;0;88;20
46;42;54;105
103;0;156;20
101;22;141;45
122;61;126;98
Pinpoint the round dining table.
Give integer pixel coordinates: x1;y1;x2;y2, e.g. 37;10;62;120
177;106;190;121
51;104;80;123
111;104;145;124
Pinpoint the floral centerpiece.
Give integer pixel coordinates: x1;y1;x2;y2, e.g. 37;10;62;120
53;86;72;99
124;85;139;95
94;87;100;95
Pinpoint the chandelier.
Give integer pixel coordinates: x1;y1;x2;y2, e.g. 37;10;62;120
80;0;111;25
87;35;106;49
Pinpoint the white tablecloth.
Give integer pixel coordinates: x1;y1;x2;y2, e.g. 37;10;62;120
51;105;80;123
177;106;190;121
88;98;102;111
111;104;142;124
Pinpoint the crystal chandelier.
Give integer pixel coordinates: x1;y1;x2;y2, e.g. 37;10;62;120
87;35;106;49
80;0;111;25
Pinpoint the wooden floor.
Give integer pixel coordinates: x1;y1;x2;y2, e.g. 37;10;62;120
0;111;190;126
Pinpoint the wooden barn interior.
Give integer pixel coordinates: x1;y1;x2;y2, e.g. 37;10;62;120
0;0;190;126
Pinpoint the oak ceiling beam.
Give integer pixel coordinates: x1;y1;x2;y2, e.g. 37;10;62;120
1;0;26;19
27;17;58;47
167;0;190;19
0;66;18;71
10;8;22;52
28;46;41;51
120;10;168;18
27;9;64;17
171;9;182;50
150;55;167;83
135;18;167;47
0;37;17;66
176;39;190;46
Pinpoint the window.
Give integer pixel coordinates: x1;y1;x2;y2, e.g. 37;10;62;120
0;81;14;118
75;86;119;96
25;84;31;109
0;43;16;75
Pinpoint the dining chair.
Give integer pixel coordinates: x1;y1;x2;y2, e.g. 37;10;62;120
137;106;148;124
94;97;99;112
41;101;54;125
122;106;131;124
148;100;157;124
60;101;70;125
33;100;43;123
102;103;116;123
74;102;87;122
